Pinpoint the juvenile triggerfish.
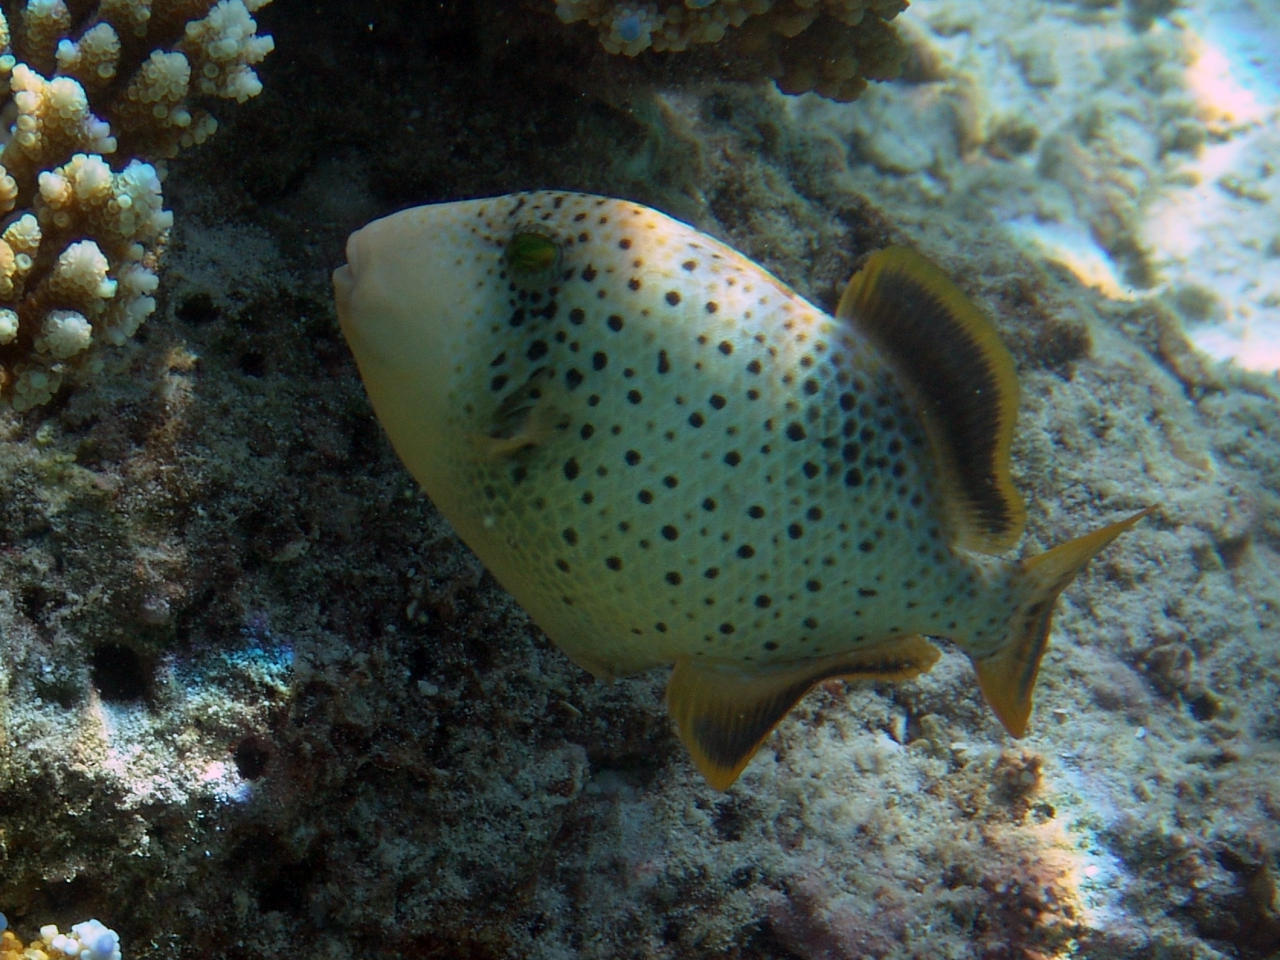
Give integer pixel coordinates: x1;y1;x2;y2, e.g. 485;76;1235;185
333;190;1146;790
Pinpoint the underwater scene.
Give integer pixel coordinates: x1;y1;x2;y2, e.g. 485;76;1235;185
0;0;1277;958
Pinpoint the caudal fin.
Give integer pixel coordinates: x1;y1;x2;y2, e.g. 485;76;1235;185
973;508;1151;737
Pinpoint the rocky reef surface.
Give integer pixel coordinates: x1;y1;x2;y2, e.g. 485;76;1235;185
0;1;1276;958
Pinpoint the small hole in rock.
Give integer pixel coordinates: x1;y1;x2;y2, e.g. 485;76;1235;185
234;736;272;780
176;292;219;324
89;643;150;703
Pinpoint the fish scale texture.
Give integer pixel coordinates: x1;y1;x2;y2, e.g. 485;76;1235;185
339;191;1013;682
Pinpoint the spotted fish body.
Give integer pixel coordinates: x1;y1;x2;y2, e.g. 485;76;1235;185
335;190;1145;790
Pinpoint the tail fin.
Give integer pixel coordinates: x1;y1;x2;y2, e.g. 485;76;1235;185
973;508;1151;737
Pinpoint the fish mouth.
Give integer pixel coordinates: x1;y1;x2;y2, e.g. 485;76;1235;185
333;223;366;339
332;261;355;335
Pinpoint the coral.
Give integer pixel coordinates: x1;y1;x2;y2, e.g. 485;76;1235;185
0;0;274;410
552;0;909;101
0;915;121;960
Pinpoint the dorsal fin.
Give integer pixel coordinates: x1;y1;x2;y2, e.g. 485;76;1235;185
837;247;1026;554
666;637;941;790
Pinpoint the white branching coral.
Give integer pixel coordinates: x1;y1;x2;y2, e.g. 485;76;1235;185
0;913;122;960
0;0;274;409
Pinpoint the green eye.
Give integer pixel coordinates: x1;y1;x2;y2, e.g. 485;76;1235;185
506;231;562;280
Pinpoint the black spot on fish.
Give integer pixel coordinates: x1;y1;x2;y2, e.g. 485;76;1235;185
666;290;681;306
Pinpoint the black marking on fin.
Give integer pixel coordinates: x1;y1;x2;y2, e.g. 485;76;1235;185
837;247;1026;553
667;637;940;790
974;507;1151;737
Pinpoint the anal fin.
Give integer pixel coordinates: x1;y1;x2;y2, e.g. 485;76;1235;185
667;637;941;790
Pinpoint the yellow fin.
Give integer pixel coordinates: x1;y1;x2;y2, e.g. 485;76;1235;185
837;247;1026;554
474;367;568;459
974;507;1152;737
667;637;941;790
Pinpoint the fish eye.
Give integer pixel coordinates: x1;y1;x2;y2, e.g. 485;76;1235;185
505;231;562;284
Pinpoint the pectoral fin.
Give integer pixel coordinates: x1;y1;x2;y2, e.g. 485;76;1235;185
474;367;569;459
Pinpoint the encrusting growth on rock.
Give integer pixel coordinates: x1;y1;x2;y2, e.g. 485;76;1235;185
551;0;909;101
0;0;274;409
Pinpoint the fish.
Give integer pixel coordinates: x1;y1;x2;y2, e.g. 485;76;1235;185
333;190;1147;791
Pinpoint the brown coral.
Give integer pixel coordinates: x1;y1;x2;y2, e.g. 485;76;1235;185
552;0;909;101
